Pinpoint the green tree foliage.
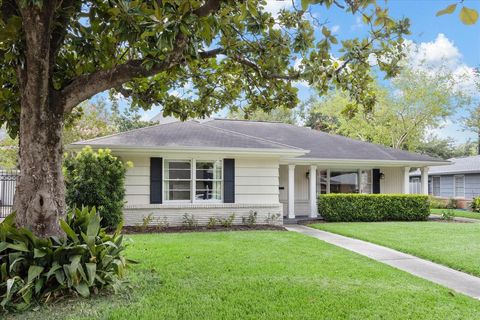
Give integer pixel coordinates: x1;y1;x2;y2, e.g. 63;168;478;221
63;147;131;229
436;2;478;25
416;135;477;160
63;99;157;145
63;100;116;145
0;135;17;169
303;67;468;151
0;0;410;138
227;106;298;124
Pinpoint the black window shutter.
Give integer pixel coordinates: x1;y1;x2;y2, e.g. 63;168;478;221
372;169;381;194
150;158;163;204
224;159;235;203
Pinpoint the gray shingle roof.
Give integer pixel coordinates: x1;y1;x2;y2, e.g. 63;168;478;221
72;120;302;151
411;155;480;176
72;118;446;163
205;119;444;163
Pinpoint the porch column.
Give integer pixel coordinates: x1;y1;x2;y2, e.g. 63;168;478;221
421;167;429;195
309;165;317;218
403;167;411;194
288;164;295;219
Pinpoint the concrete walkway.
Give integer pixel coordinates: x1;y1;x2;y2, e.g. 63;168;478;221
286;224;480;299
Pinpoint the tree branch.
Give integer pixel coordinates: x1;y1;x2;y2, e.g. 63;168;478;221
193;0;222;17
233;55;300;80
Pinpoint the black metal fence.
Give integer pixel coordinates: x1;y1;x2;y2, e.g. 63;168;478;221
0;170;18;218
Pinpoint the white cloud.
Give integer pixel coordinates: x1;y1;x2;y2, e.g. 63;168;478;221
405;34;476;94
406;34;461;69
331;25;340;34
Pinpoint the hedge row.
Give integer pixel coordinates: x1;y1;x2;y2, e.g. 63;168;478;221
318;194;430;222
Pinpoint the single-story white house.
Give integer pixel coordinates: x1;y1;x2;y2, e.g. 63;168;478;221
71;119;448;226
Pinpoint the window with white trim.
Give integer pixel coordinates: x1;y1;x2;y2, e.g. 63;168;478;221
454;175;465;198
164;160;192;201
163;159;223;202
432;176;441;196
195;160;222;200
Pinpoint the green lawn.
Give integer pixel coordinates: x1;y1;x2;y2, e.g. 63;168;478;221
431;208;480;220
311;221;480;277
10;231;480;320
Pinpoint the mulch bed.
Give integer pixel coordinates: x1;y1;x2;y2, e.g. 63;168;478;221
122;224;286;234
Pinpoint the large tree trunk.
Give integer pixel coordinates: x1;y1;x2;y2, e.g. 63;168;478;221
12;4;66;238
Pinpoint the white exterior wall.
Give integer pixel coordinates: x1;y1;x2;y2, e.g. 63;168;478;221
279;165;311;216
379;167;405;194
117;152;282;226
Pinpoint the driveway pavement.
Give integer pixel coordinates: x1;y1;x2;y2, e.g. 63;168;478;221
286;224;480;300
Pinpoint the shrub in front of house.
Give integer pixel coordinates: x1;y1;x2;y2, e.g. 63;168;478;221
471;197;480;213
318;194;430;222
64;146;131;229
429;196;449;209
0;207;131;313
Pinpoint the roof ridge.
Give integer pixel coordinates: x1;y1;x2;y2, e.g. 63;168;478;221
201;121;304;150
71;121;185;145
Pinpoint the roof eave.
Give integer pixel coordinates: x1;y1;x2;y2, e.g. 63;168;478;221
67;143;308;157
280;157;451;167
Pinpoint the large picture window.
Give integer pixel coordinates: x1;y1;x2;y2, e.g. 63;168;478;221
330;171;359;193
164;159;223;202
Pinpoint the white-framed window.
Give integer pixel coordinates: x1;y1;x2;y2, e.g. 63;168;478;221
432;176;441;196
164;160;192;201
163;159;223;202
195;160;223;201
454;175;465;198
316;169;373;195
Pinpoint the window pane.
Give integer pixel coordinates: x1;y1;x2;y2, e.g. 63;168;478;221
164;160;191;180
163;181;191;201
432;177;441;196
316;170;328;194
196;160;222;180
195;181;222;200
330;172;358;193
455;176;464;197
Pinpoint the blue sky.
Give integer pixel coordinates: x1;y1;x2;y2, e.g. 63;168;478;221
113;0;480;144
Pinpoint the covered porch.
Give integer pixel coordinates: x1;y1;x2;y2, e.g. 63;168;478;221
279;163;430;219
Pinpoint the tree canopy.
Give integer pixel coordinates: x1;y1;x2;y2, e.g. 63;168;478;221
0;0;409;138
302;66;469;152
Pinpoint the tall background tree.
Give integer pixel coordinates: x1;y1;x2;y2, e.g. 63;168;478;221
0;0;409;237
302;66;469;152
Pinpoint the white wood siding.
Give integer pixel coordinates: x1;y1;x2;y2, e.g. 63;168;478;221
379;167;404;194
235;158;279;204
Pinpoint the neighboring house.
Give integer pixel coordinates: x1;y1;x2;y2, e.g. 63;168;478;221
70;119;448;226
410;155;480;200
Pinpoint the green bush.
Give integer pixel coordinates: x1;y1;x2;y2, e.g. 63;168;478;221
64;146;131;229
318;194;430;222
471;197;480;213
429;196;448;209
0;207;132;313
